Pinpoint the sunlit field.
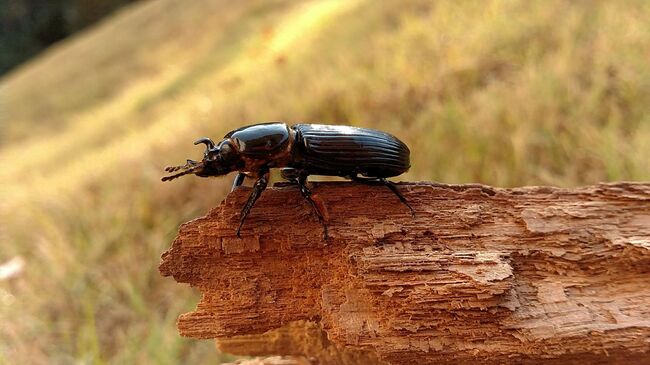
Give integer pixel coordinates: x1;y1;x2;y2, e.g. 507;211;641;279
1;0;649;363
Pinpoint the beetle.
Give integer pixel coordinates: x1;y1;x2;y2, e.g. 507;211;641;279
162;122;413;239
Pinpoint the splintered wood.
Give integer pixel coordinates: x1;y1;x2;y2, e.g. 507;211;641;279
159;182;650;364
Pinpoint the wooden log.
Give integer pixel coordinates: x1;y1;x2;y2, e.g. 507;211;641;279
222;356;311;365
159;182;650;364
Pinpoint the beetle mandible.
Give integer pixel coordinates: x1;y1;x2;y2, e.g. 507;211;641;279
162;122;414;239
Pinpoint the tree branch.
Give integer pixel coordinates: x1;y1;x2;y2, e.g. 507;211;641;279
159;182;650;364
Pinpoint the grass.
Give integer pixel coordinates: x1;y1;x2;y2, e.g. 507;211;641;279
1;0;649;363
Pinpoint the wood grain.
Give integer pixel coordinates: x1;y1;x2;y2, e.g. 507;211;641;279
159;182;650;364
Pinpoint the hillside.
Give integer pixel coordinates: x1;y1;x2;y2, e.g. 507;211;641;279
1;0;649;363
0;0;141;75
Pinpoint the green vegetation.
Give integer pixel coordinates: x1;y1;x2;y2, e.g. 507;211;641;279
0;0;140;75
1;0;649;363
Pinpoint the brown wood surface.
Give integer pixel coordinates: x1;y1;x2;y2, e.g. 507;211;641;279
159;182;650;364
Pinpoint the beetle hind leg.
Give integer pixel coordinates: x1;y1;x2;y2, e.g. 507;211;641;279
352;176;415;216
380;178;415;216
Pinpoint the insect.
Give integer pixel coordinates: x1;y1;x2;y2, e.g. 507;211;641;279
162;123;413;239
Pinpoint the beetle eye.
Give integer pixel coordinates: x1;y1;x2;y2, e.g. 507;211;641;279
219;142;236;162
221;143;231;155
205;150;219;161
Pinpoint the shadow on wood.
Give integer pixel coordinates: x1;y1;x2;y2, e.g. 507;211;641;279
159;182;650;365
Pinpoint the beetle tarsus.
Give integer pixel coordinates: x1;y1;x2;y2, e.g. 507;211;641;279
236;169;269;237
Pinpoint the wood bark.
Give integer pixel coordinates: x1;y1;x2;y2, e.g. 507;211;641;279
159;182;650;364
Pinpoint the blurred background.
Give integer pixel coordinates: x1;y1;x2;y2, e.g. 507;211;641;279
1;0;648;363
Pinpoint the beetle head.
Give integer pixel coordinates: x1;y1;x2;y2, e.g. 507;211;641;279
161;137;242;182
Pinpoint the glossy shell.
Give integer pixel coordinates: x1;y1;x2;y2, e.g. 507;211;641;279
292;124;410;178
226;122;291;157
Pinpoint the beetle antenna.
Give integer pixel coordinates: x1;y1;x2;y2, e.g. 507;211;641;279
165;159;200;173
161;164;203;182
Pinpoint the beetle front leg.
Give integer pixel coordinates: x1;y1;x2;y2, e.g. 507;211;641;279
236;170;269;237
231;172;246;192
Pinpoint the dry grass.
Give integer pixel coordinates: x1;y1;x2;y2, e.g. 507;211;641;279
1;0;649;363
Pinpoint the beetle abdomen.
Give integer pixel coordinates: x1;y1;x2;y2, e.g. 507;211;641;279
292;124;410;178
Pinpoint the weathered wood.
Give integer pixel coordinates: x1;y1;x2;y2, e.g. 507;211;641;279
159;182;650;364
222;356;310;365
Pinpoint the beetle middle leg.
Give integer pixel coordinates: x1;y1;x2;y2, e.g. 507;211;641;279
352;175;415;216
236;168;269;237
231;172;246;192
281;168;329;240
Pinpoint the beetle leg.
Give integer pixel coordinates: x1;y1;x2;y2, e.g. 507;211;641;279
352;176;415;216
231;172;246;192
297;172;329;240
280;168;329;240
280;167;300;181
236;170;269;237
379;178;415;216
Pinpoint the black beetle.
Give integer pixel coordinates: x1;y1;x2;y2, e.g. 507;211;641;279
162;123;413;239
